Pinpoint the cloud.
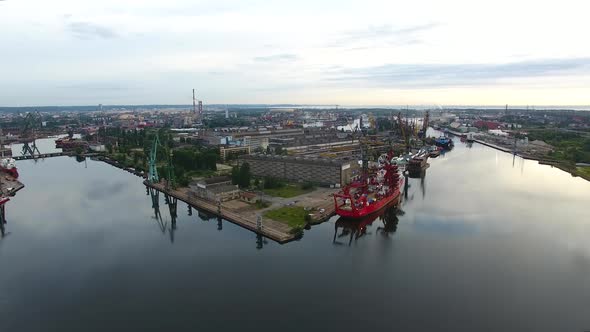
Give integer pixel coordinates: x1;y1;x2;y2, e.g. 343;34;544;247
67;21;118;39
328;23;439;48
86;181;126;200
344;23;438;40
324;58;590;88
253;53;298;62
57;83;131;91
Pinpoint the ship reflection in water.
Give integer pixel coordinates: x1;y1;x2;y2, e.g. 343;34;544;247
333;206;401;246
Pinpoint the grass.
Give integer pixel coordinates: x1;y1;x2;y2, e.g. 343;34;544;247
263;206;309;230
263;184;313;198
254;200;270;209
186;169;217;178
577;166;590;179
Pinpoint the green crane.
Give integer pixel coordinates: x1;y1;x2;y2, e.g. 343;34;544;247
148;133;176;189
148;134;160;183
166;149;175;190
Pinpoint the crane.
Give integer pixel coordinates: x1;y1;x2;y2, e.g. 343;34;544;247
148;133;175;189
20;112;42;158
148;134;160;183
398;112;410;153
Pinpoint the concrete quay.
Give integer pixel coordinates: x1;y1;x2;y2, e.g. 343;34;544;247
144;180;301;243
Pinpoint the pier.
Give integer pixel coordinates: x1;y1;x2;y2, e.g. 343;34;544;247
144;180;301;243
13;152;65;160
0;174;25;236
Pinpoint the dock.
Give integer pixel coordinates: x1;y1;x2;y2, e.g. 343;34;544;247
144;180;300;243
1;174;25;196
0;174;25;236
13;152;66;160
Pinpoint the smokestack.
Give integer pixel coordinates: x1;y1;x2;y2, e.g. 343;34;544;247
192;89;197;114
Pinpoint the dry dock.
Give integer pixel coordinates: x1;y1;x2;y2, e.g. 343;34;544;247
144;180;309;243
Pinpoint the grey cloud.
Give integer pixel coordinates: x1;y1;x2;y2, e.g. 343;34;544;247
67;21;118;39
324;58;590;88
253;54;298;62
57;83;131;91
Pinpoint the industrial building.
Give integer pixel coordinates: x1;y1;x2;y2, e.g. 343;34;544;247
188;176;239;202
239;154;359;187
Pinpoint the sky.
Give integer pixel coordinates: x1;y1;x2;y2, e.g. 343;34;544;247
1;0;590;106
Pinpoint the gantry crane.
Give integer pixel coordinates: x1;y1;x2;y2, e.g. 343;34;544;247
20;112;42;158
148;133;175;189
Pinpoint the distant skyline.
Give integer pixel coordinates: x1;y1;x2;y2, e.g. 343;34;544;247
1;0;590;106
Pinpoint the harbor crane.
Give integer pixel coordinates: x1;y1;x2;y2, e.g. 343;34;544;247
147;133;175;190
398;112;410;152
20;112;42;158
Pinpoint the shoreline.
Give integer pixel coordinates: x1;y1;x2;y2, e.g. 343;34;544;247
143;180;301;244
444;129;590;182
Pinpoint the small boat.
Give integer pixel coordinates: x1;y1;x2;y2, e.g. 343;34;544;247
435;136;453;150
407;149;429;175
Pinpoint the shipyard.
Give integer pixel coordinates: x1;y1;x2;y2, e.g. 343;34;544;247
1;100;588;242
3;0;590;329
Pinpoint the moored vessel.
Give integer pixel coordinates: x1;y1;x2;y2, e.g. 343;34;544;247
435;136;453;150
407;149;429;175
0;158;19;178
333;151;404;219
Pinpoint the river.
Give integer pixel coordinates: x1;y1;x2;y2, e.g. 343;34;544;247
0;135;589;331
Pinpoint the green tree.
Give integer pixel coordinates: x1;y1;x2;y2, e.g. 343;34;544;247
231;166;240;185
238;162;251;188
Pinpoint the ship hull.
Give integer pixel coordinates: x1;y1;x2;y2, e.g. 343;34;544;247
335;190;401;219
435;140;453;150
0;166;18;178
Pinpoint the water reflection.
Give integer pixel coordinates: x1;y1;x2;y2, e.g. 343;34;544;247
333;206;400;246
404;168;428;201
146;187;179;243
256;233;268;249
164;194;178;243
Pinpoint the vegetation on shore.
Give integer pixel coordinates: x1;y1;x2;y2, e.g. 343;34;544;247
263;206;310;234
260;176;314;198
99;127;219;186
576;166;590;180
528;129;590;165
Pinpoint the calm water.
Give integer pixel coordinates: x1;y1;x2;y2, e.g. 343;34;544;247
1;137;590;331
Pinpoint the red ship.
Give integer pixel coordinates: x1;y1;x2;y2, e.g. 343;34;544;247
55;138;89;150
0;158;19;178
333;151;404;219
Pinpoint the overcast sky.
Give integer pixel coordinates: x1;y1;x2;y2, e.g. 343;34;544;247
1;0;590;106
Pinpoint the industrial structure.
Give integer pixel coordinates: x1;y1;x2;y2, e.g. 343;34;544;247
239;154;359;187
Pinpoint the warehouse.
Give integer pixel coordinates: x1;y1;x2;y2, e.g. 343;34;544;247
239;154;358;187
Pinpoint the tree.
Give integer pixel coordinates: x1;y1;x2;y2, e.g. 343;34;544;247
238;162;251;188
231;166;240;185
